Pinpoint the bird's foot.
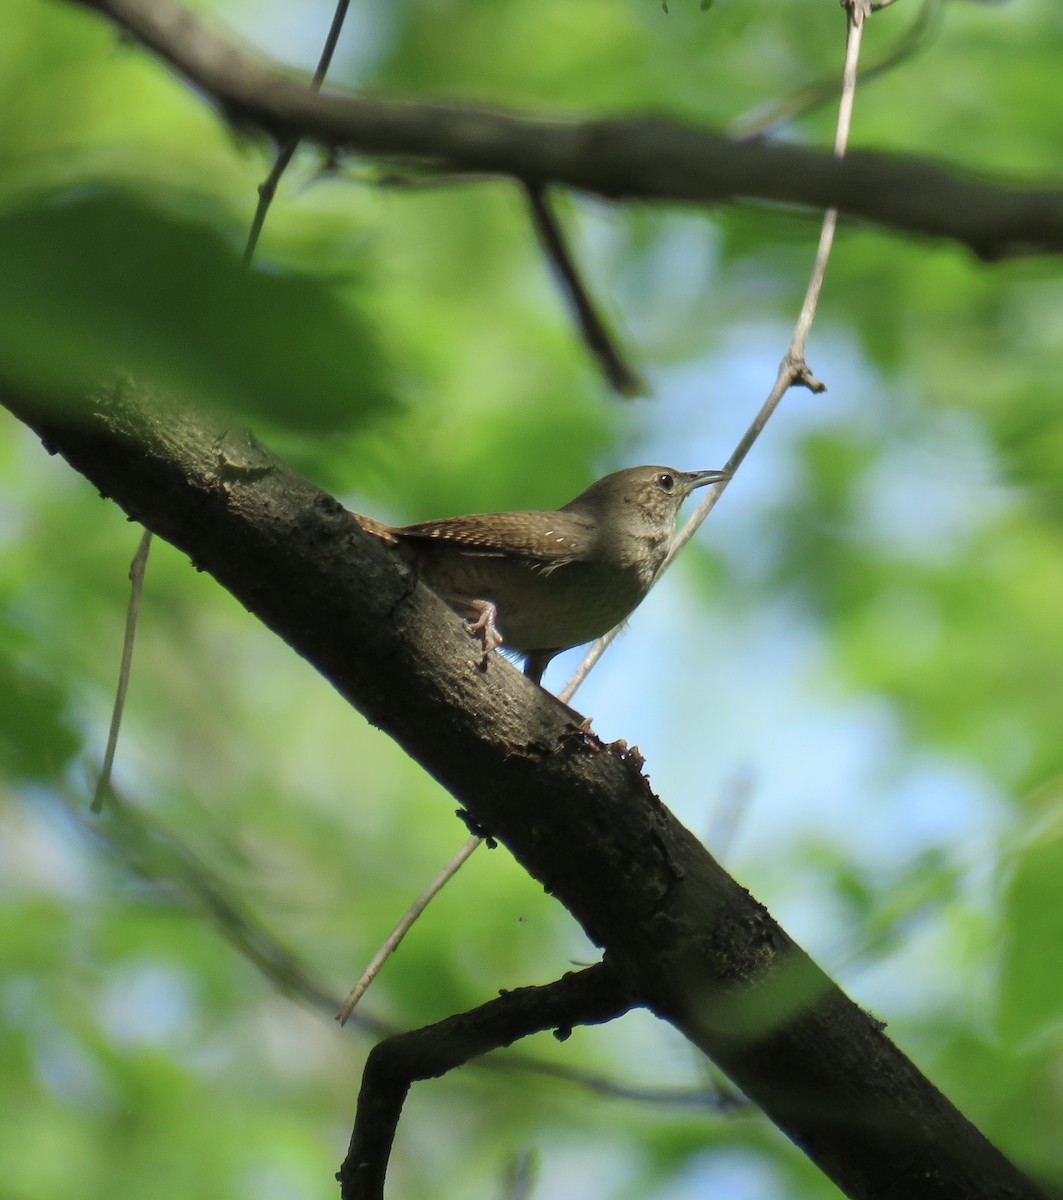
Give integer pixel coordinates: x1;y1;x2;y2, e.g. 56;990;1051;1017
466;600;503;670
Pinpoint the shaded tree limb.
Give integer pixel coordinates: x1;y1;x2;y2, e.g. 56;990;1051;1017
338;963;634;1200
522;183;644;397
1;378;1048;1200
68;0;1063;260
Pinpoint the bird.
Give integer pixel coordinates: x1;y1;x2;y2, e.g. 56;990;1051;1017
351;465;728;684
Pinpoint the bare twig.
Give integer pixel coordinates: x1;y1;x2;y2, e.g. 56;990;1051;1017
523;182;645;398
335;834;482;1023
563;2;871;700
242;0;352;265
91;528;152;813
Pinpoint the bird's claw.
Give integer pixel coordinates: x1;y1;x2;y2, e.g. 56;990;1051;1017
467;600;503;669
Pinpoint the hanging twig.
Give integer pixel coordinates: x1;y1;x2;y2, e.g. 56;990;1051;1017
91;528;152;813
336;834;482;1025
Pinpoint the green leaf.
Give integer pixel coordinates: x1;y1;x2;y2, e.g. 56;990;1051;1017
0;189;391;435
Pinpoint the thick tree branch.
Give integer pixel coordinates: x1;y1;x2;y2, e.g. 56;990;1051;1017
69;0;1063;260
2;380;1047;1200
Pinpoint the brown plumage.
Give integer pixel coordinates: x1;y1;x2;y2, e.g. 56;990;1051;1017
352;465;728;684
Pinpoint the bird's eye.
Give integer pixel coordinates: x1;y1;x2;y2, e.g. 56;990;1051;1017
657;473;675;492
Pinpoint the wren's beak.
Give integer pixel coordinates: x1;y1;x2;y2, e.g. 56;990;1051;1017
685;468;730;494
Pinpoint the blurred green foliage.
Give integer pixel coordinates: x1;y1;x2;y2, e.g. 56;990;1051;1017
3;0;1063;1197
0;190;391;433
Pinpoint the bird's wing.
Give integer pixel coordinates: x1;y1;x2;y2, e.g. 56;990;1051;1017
397;511;592;568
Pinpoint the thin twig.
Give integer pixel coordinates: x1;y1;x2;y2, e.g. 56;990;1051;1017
562;2;870;703
523;182;645;398
91;529;152;813
336;834;482;1023
242;0;352;266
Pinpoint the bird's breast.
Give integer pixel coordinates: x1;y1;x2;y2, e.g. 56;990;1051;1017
411;548;650;654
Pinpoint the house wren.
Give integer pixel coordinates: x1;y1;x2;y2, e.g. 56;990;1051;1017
352;465;728;684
